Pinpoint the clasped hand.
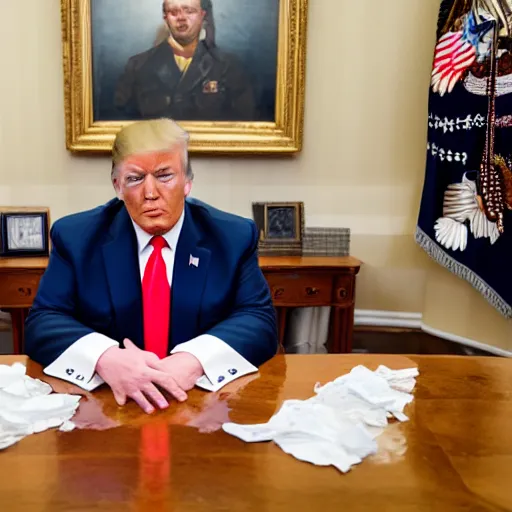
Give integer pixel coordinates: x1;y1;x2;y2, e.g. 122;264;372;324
96;339;204;414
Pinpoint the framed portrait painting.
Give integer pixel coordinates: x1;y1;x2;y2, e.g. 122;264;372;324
61;0;308;154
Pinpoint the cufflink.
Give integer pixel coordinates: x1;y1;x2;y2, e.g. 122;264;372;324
76;375;85;382
228;369;238;376
66;369;74;376
217;375;225;383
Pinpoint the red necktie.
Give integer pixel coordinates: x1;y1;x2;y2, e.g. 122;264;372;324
142;236;170;359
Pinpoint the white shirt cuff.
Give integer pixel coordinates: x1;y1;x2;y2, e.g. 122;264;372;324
43;333;119;392
171;335;257;392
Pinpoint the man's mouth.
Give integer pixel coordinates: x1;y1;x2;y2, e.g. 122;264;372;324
143;208;164;218
177;24;189;32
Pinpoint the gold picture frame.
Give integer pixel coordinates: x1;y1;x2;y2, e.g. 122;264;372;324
61;0;309;154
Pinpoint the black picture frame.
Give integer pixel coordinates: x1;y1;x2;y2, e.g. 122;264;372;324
0;212;50;257
252;201;304;255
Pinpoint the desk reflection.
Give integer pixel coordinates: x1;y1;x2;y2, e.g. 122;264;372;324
135;421;171;512
47;358;287;510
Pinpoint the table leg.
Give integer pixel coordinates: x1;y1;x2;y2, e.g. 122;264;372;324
341;305;355;353
6;308;27;355
330;307;341;353
330;305;355;354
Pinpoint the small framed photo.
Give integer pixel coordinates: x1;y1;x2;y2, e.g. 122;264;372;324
0;208;50;257
252;202;304;255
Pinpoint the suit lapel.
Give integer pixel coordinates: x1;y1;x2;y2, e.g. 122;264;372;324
176;42;214;94
171;203;211;347
153;43;183;93
102;206;144;348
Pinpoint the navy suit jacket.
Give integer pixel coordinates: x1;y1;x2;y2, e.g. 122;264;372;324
25;198;278;368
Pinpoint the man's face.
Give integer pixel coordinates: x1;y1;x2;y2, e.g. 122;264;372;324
163;0;205;46
113;147;192;236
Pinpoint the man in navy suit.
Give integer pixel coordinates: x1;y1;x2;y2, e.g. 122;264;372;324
114;0;255;122
25;118;277;413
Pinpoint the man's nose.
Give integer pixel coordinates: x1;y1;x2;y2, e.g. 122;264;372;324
144;175;159;200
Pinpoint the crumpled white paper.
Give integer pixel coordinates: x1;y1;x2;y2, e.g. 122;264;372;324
0;363;81;450
222;364;419;473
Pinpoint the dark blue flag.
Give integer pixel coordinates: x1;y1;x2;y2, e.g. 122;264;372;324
416;0;512;318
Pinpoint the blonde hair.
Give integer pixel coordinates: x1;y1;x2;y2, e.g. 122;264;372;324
112;118;192;179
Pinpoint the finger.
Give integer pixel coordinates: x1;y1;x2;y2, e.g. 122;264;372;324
144;351;161;364
142;383;169;410
124;338;139;350
146;356;170;372
112;389;127;406
130;391;155;414
149;370;188;402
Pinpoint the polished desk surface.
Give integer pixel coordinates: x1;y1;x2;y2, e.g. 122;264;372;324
0;354;511;511
0;255;362;270
258;255;362;270
0;257;49;270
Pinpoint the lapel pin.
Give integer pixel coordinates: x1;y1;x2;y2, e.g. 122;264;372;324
189;254;199;267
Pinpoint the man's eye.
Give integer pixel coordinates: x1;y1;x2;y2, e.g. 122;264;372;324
158;174;173;181
126;176;143;183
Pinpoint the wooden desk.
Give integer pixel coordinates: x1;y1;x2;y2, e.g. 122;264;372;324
0;354;511;511
0;255;361;355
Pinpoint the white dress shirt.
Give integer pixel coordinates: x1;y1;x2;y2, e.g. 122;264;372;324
43;209;257;392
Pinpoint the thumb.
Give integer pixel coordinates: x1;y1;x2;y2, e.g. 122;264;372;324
123;338;139;350
112;389;127;406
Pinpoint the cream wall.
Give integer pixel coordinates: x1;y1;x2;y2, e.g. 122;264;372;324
0;1;510;349
423;263;511;352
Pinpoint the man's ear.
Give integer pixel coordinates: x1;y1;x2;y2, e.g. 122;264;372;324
112;178;124;200
184;180;192;197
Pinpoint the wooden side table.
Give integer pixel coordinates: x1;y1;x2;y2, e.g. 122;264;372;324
259;256;362;353
0;257;48;354
0;255;362;355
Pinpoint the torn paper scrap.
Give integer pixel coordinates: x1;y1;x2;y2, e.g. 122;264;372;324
0;363;81;450
222;365;418;473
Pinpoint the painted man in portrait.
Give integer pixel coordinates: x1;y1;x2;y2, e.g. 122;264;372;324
114;0;256;121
